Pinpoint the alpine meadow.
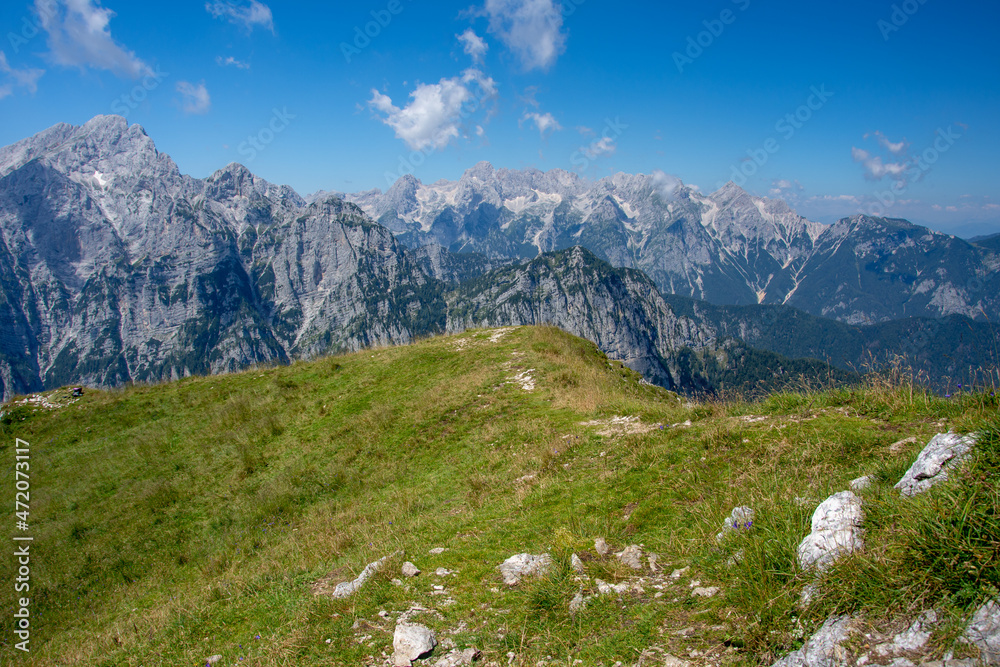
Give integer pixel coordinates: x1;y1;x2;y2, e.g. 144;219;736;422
1;1;998;666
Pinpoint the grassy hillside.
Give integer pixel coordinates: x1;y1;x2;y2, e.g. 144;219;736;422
1;326;997;666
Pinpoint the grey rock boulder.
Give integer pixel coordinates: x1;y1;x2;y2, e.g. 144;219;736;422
393;623;437;666
895;433;976;497
797;491;864;572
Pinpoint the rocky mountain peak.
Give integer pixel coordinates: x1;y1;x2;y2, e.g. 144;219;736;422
462;161;496;181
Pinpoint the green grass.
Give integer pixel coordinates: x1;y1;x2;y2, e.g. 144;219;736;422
0;326;996;666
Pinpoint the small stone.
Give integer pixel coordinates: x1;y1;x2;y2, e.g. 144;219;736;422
569;591;589;613
594;537;610;556
429;547;447;555
648;553;659;571
393;623;437;666
498;553;553;586
570;553;584;573
716;506;755;542
432;648;480;666
595;579;630;595
662;655;691;667
849;475;874;492
615;545;644;570
670;567;689;579
435;568;452;577
691;586;719;598
206;656;223;666
402;562;421;577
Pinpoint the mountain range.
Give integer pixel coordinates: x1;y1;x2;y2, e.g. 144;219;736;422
335;165;1000;325
0;116;997;401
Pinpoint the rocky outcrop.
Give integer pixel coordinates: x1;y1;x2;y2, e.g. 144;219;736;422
330;552;398;599
895;433;977;497
797;491;864;572
966;599;1000;666
772;615;853;667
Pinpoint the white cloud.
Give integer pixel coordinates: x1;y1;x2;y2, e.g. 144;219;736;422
806;194;862;204
216;55;250;69
851;146;909;180
768;178;804;197
176;80;211;115
36;0;152;78
457;28;488;63
865;130;909;155
206;0;274;33
0;51;45;96
484;0;566;71
522;111;561;138
368;69;496;151
582;136;615;159
651;171;682;200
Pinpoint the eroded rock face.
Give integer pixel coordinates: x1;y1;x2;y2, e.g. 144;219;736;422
895;433;976;497
797;491;864;572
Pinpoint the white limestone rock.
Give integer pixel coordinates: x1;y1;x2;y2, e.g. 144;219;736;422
796;491;864;572
895;433;976;497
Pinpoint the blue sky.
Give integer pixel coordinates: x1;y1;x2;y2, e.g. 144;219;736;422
1;0;998;236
